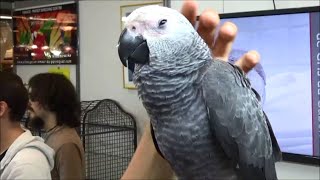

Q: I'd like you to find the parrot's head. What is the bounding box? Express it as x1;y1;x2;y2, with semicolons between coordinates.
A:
118;5;209;76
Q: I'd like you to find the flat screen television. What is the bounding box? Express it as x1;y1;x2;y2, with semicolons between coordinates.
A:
207;6;320;165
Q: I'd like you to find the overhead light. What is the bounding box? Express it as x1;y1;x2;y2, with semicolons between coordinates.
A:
42;46;49;50
31;45;38;49
0;16;12;19
64;46;72;51
60;26;73;31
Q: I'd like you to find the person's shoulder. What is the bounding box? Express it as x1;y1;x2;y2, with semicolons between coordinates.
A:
50;126;80;141
47;126;83;151
12;147;52;166
4;148;52;179
8;130;54;168
56;142;82;154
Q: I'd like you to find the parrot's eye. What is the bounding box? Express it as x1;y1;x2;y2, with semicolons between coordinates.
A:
158;19;167;27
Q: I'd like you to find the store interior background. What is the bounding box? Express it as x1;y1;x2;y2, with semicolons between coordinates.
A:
1;0;319;179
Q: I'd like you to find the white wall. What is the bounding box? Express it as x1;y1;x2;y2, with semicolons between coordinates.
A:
17;65;77;86
170;0;320;13
275;0;320;9
170;0;224;13
276;161;320;180
79;0;162;139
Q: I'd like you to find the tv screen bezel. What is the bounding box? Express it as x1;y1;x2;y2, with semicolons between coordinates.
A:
196;6;320;166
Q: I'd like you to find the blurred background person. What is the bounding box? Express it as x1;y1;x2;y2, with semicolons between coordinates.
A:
27;73;85;180
0;71;54;179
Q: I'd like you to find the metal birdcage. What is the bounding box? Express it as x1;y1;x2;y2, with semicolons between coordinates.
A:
80;99;137;180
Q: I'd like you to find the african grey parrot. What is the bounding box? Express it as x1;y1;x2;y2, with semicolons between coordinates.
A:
117;5;282;180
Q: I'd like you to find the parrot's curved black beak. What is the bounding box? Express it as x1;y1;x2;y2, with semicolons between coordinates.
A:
118;28;150;72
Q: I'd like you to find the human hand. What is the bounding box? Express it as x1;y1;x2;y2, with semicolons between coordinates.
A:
181;0;260;73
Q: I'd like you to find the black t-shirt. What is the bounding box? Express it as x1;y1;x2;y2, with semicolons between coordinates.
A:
0;150;8;162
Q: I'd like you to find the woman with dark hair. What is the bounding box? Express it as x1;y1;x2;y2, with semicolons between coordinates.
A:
27;73;85;180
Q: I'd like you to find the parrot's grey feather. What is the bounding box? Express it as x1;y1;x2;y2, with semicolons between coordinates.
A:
136;35;241;180
121;5;281;180
264;111;282;162
202;59;280;180
229;49;267;105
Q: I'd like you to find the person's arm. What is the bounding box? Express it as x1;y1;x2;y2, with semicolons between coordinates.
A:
56;143;84;180
121;122;175;179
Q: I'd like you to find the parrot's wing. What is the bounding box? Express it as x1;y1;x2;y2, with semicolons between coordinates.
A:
202;60;281;180
251;88;282;162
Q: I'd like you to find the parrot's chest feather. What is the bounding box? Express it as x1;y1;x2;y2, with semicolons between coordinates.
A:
144;83;212;159
137;74;233;177
137;73;202;120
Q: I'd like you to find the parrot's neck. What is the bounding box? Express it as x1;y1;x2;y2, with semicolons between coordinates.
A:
136;66;211;126
138;75;204;125
135;33;212;78
134;34;213;124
